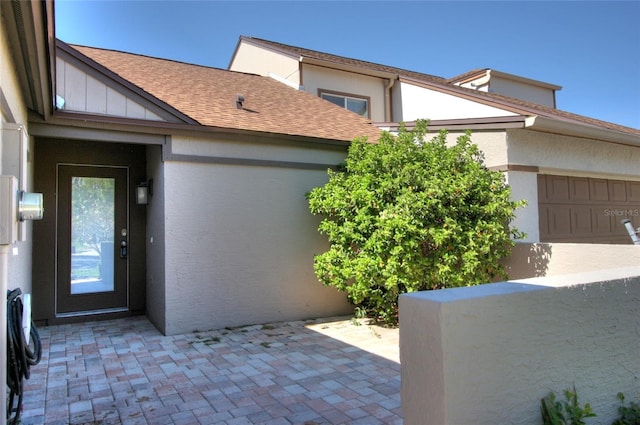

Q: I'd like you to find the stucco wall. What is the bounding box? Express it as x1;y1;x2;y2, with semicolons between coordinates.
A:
504;242;640;280
229;42;301;86
398;82;518;122
490;76;556;108
145;145;166;332
400;267;640;425
302;64;387;122
507;129;640;180
161;136;352;334
505;170;540;242
1;22;33;423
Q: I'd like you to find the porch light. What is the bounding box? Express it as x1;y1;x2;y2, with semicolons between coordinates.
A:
136;179;153;205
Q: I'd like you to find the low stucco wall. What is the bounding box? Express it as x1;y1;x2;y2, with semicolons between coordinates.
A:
503;242;640;280
399;266;640;425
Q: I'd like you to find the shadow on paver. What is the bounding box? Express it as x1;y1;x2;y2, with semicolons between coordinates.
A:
19;316;402;425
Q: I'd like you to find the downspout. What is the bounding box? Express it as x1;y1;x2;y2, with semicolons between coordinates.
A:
385;77;396;122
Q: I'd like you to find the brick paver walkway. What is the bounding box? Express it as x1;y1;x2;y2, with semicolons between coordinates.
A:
18;316;402;424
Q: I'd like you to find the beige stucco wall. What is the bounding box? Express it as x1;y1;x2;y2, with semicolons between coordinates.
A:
161;136;352;334
1;25;28;125
504;242;640;279
229;42;301;86
505;170;540;242
441;128;640;244
1;20;35;422
400;266;640;425
1;24;35;305
302;64;387;122
490;75;556;108
507;129;640;181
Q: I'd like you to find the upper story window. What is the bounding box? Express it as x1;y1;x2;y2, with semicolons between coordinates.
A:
319;90;370;118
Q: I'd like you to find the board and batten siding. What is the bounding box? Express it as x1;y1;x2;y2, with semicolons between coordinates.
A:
55;55;165;121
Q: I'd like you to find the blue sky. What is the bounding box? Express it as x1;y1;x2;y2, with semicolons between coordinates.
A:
55;1;640;129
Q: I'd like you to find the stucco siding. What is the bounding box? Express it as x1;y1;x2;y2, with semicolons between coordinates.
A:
1;27;28;125
170;134;347;166
145;145;166;332
437;130;509;168
302;64;387;122
398;82;518;122
401;267;640;425
504;242;640;280
505;170;540;242
490;76;555;107
229;42;301;86
507;129;640;180
163;161;351;334
1;25;34;419
0;31;34;300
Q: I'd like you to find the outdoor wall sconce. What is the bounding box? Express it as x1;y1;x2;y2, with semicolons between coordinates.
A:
136;179;153;205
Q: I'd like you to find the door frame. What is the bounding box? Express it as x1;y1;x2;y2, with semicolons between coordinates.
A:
55;164;130;317
32;138;147;325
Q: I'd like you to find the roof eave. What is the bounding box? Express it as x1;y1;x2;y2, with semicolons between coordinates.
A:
2;0;56;119
29;110;362;147
376;115;528;132
300;57;398;80
525;116;640;147
58;40;200;125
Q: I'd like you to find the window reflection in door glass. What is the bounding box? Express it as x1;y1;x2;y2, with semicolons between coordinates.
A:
70;177;115;294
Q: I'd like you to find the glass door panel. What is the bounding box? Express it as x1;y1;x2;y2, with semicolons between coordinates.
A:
56;165;128;316
70;177;115;294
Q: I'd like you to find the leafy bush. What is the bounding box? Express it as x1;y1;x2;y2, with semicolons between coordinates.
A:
612;392;640;425
307;120;524;325
541;387;596;425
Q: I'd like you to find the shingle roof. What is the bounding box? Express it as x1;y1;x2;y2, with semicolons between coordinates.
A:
68;43;381;143
238;36;446;85
240;37;640;136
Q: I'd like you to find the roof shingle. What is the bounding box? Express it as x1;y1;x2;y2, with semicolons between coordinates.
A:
240;37;640;136
69;43;381;143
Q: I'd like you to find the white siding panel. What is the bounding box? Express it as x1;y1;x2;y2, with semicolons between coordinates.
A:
125;99;146;119
64;62;87;111
106;87;127;116
56;56;167;121
399;82;517;121
86;74;107;114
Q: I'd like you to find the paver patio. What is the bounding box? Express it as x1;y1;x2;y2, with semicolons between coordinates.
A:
18;315;402;424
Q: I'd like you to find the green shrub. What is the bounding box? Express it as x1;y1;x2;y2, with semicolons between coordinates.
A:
307;119;524;325
612;392;640;425
541;387;596;425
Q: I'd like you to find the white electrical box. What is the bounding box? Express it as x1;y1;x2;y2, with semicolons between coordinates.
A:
0;175;18;245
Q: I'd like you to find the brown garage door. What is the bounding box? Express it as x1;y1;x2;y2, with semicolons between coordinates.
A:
538;174;640;244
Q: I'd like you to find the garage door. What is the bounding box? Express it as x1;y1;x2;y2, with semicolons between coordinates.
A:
538;174;640;244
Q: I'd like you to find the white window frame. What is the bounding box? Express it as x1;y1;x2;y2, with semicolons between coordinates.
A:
319;89;370;118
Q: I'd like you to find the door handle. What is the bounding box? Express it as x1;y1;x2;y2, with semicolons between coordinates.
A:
120;240;127;258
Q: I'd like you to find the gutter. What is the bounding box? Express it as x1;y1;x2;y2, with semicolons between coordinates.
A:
377;115;528;132
524;116;640;147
